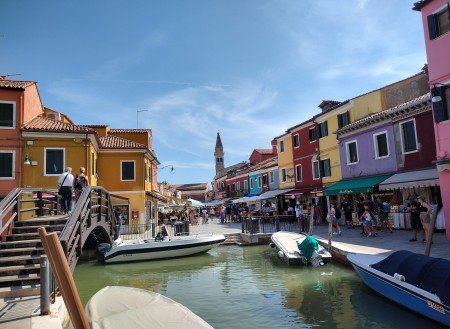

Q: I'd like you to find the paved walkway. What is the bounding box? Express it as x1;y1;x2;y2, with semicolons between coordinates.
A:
193;217;450;260
1;218;448;328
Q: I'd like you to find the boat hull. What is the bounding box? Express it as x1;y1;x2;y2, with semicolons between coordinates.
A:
348;253;450;327
103;234;226;264
270;231;332;266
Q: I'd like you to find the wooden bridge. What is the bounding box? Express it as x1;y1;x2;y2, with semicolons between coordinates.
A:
0;186;119;298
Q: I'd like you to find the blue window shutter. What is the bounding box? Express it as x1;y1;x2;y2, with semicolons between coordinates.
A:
427;14;439;40
431;87;448;123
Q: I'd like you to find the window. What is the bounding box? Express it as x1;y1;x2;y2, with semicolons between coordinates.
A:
236;182;240;191
269;171;274;184
317;121;328;138
257;176;262;188
250;178;254;189
281;168;287;182
0;151;14;179
244;180;248;192
295;165;302;182
309;127;317;142
0;102;15;128
346;141;359;164
121;160;135;181
431;85;450;123
427;4;450;40
320;159;331;177
337;111;350;129
400;119;418;154
374;132;389;158
293;134;300;148
312;160;320;180
45;148;64;176
279;140;285;153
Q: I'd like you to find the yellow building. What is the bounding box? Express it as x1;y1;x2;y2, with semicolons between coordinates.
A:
89;127;161;226
21;114;99;190
276;132;295;190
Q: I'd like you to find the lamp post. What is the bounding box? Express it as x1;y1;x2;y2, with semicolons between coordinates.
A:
136;109;148;129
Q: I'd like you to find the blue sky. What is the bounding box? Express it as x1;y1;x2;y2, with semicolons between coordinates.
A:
0;0;426;185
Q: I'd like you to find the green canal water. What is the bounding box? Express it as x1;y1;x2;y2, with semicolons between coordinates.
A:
73;245;446;329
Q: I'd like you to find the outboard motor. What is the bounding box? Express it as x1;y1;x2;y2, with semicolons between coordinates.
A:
96;243;112;263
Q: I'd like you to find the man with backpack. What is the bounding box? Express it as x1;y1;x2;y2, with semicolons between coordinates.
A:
74;167;89;202
377;197;391;233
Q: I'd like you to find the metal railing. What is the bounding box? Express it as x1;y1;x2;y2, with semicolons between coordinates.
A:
119;221;190;240
241;215;301;234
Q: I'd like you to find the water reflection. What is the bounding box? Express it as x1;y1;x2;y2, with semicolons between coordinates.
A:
74;245;446;329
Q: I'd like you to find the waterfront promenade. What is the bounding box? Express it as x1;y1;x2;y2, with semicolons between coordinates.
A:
1;218;448;329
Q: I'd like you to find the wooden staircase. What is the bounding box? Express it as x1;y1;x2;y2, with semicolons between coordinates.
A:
0;216;67;298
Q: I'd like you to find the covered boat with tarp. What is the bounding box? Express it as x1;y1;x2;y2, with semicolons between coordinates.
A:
269;231;332;266
347;250;450;327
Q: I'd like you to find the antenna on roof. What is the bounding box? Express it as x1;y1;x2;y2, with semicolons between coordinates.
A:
6;74;21;78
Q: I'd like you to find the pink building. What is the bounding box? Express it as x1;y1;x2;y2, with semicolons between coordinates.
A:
414;0;450;238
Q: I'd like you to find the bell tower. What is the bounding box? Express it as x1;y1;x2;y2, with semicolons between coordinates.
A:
214;131;224;174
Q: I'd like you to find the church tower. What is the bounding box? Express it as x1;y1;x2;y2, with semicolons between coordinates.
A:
214;132;224;174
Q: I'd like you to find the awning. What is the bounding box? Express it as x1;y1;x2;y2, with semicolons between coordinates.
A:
147;191;168;203
323;174;392;196
379;168;439;191
284;188;314;198
255;189;292;200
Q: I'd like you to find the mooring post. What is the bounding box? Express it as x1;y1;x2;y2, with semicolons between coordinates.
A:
40;255;50;315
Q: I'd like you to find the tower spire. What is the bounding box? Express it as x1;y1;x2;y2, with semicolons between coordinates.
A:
214;131;224;174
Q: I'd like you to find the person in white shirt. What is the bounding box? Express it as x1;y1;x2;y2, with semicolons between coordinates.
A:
58;167;74;215
295;202;304;232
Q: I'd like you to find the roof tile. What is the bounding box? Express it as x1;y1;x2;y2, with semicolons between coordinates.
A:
22;115;95;133
99;135;147;149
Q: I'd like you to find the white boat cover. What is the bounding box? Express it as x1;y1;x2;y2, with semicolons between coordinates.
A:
85;286;214;329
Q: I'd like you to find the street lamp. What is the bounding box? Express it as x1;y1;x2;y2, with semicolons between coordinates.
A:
136;109;148;128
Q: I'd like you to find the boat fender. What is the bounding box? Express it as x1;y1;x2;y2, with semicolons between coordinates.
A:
278;250;284;258
269;243;275;248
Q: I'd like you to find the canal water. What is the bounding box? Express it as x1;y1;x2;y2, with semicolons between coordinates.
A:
73;245;446;329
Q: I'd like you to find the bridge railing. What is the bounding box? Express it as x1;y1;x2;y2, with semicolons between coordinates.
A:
59;185;118;271
0;188;60;242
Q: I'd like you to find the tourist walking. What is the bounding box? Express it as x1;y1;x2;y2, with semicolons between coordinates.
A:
58;167;74;215
295;202;304;232
331;204;341;235
409;198;424;241
418;195;432;243
342;199;353;229
74;167;89;202
362;205;377;237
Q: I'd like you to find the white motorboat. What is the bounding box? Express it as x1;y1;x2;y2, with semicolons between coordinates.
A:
97;233;226;264
85;286;214;329
347;250;450;327
270;231;332;266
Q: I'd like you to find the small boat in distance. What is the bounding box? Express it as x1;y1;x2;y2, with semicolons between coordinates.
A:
347;250;450;327
97;233;226;264
270;231;332;266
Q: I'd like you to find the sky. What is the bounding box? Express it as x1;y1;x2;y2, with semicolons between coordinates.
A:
0;0;427;186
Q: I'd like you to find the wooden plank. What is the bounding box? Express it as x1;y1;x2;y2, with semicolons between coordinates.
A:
0;264;40;272
0;255;41;263
0;246;44;254
0;273;40;283
38;227;90;329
